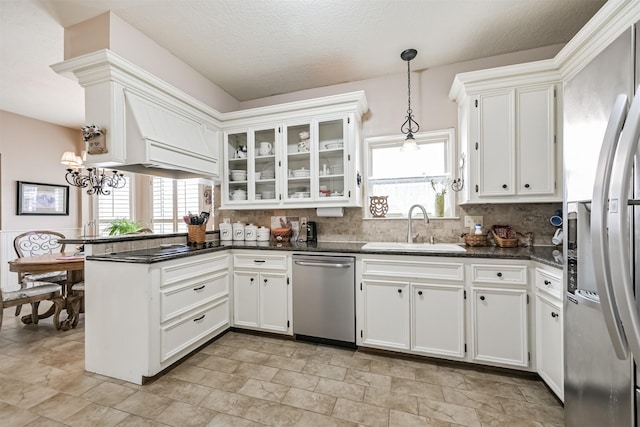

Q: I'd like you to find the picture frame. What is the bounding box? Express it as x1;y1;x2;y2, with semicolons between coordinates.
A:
17;181;69;216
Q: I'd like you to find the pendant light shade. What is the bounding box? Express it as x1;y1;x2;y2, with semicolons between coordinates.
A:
400;48;420;151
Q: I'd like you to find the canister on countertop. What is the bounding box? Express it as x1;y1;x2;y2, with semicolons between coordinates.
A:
219;223;232;241
245;224;257;241
232;222;245;240
256;226;270;242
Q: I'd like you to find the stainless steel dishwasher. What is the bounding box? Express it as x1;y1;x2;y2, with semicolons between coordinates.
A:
292;254;356;347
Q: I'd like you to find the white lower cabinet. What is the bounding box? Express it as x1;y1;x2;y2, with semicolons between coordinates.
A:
359;256;466;359
361;279;410;350
471;287;528;367
535;265;563;401
232;251;291;335
84;252;230;385
412;283;465;358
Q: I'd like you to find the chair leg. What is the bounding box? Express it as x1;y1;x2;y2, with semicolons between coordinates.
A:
14;305;22;316
50;297;66;330
67;295;82;328
0;308;3;330
30;302;40;324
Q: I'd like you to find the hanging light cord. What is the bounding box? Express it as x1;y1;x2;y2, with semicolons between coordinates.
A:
401;49;420;138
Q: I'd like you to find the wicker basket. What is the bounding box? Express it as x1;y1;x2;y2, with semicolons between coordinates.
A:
464;233;488;247
272;227;292;242
187;224;206;244
492;231;518;248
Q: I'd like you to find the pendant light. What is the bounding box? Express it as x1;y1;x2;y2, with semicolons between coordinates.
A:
400;48;419;151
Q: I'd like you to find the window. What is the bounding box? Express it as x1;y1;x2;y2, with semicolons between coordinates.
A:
364;129;455;218
96;173;134;235
151;177;201;233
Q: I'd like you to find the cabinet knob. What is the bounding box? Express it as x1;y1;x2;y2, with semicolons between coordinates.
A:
480;295;486;301
544;280;551;285
496;272;503;277
397;289;402;294
551;312;559;318
502;184;507;189
264;278;268;284
418;290;423;296
524;184;530;189
250;277;254;282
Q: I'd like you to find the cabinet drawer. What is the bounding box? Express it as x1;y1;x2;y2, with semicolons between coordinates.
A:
233;253;288;270
535;267;562;297
161;253;229;287
362;258;464;282
161;271;229;322
471;264;527;285
160;298;229;362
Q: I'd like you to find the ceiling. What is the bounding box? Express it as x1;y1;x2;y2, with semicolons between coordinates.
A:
0;0;606;129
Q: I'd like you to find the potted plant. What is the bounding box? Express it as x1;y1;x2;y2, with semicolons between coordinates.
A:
104;218;142;236
431;180;448;217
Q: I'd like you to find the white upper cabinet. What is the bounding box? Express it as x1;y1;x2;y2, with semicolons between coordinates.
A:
450;60;562;204
221;92;367;209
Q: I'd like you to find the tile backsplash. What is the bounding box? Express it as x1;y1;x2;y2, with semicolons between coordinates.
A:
215;187;562;247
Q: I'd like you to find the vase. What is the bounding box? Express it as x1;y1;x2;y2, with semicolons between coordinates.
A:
435;194;445;217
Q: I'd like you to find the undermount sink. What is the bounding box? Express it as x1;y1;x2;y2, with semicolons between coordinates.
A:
361;242;467;253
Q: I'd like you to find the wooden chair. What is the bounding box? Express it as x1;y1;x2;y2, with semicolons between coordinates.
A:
66;282;85;328
0;282;63;330
13;231;67;315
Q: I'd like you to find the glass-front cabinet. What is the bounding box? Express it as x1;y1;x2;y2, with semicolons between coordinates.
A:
221;91;367;209
224;126;279;205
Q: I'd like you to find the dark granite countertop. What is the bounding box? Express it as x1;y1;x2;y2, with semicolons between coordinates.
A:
87;240;563;268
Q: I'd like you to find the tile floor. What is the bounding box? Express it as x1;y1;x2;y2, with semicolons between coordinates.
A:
0;305;564;426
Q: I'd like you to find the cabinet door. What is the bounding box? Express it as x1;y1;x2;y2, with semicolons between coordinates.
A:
517;85;556;195
411;283;465;358
259;272;289;333
471;287;528;367
283;120;312;202
225;130;249;204
362;280;410;350
477;90;515;197
233;271;259;328
317;116;348;202
536;294;563;400
253;126;279;203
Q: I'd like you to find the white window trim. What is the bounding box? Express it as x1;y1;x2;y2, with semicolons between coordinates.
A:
363;128;456;219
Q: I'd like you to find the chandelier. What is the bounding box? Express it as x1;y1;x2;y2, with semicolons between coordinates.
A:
400;48;420;151
61;151;126;196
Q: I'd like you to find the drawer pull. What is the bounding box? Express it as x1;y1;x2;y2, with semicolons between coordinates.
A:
254;260;266;263
193;315;206;322
397;289;402;294
496;272;503;277
193;285;205;291
480;295;486;301
551;312;559;318
544;280;551;285
418;290;423;296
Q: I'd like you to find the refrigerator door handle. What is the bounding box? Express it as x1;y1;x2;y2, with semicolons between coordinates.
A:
609;86;640;361
591;94;629;359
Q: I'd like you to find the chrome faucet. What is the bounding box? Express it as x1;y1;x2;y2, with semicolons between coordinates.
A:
407;204;429;243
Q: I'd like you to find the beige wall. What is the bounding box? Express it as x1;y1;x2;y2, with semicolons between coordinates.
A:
64;12;240;114
239;44;564;138
0;110;82;231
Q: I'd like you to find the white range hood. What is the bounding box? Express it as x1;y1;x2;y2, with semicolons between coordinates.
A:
52;50;222;180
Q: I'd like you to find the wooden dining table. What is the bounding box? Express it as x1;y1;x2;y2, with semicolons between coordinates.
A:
8;252;84;330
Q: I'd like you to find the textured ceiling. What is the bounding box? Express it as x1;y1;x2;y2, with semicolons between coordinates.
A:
0;0;606;128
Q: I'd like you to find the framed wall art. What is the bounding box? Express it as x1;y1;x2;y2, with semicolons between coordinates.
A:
17;181;69;216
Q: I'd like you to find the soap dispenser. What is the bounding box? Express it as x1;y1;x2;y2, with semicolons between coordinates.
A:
474;224;483;235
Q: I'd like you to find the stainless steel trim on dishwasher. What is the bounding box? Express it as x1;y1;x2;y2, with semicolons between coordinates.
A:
292;254;356;347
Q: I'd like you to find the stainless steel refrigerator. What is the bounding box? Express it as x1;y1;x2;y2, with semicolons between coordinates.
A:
564;22;640;427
